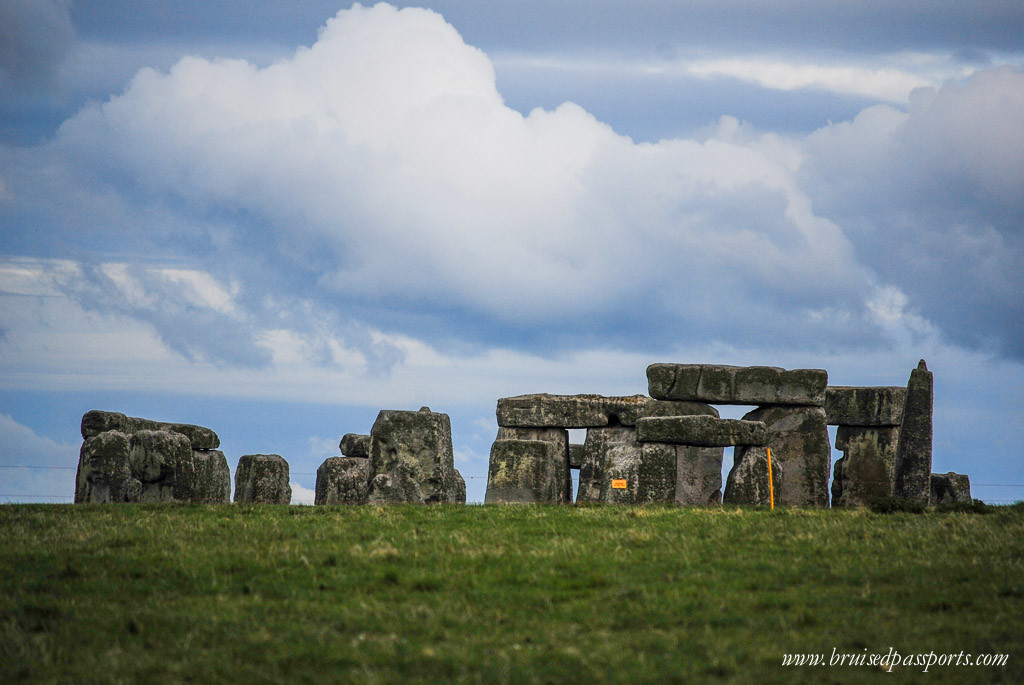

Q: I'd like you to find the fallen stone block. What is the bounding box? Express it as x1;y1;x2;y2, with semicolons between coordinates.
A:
368;408;465;504
675;444;725;505
340;433;371;459
930;472;972;505
234;454;292;504
74;431;140;503
192;450;231;504
129;430;195;503
893;360;933;504
485;439;569;504
647;364;827;406
724;446;779;506
81;410;219;449
496;393;653;428
830;425;899;506
316;457;372;505
636;415;767;447
741;406;830;506
824;386;906;426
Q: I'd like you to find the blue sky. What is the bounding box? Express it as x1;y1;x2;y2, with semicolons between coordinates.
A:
1;1;1022;504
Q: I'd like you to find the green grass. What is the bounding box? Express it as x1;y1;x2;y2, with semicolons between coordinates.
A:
2;504;1023;683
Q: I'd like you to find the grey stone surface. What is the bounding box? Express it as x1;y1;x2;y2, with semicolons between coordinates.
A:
830;425;899;506
496;426;571;501
741;406;830;506
81;410;219;449
496;393;654;428
315;456;372;505
675;444;725;505
893;360;934;503
636;415;768;447
192;449;231;504
234;454;291;504
569;443;585;469
576;426;674;504
368;409;464;504
129;430;195;503
74;431;140;503
824;386;906;426
647;364;827;406
930;472;972;505
637;442;678;504
485;439;569;504
724;446;779;506
340;434;371;459
640;400;719;419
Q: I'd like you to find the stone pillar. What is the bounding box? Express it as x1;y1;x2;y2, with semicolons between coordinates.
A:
738;406;830;506
497;426;570;502
192;449;231;503
315;456;371;505
724;446;779;505
485;439;568;504
830;425;899;506
576;426;644;503
129;430;195;503
367;407;465;504
676;445;725;505
234;454;291;504
893;360;933;503
74;431;139;503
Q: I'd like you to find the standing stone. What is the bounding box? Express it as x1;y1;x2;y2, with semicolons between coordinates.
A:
647;364;827;406
576;426;647;504
930;473;972;505
74;431;140;503
315;457;372;505
830;426;899;506
340;434;371;459
496;426;570;501
893;360;934;504
675;445;725;505
636;442;678;504
234;454;291;504
129;430;195;503
738;406;830;506
368;408;465;504
485;439;568;504
724;446;779;506
569;444;586;469
192;450;231;503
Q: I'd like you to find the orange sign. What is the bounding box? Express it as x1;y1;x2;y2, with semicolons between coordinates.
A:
611;479;628;489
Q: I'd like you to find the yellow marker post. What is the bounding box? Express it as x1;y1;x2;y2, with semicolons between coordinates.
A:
766;447;775;510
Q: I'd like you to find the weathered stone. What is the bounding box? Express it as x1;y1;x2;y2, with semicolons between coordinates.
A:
485;439;568;504
192;450;231;503
741;406;830;506
234;454;291;504
74;431;140;503
636;415;767;447
637;442;678;504
367;471;423;504
576;426;673;503
340;434;371;459
893;360;933;503
930;472;972;505
315;457;371;505
724;446;779;505
640;400;719;419
830;425;899;506
647;364;827;406
80;410;219;449
129;430;195;503
675;445;725;505
496;394;653;428
451;469;467;504
824;386;906;426
569;444;585;469
496;426;571;501
368;409;463;504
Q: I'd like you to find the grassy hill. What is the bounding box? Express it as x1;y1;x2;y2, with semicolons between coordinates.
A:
2;503;1022;683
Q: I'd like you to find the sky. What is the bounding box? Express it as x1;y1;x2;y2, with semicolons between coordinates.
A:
1;1;1022;505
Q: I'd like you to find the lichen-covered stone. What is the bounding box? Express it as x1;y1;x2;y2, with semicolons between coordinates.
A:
830;425;899;506
640;400;719;419
675;444;725;505
496;426;571;501
74;431;140;503
637;442;678;504
192;450;231;503
930;472;971;505
315;456;371;505
81;410;219;449
569;443;585;469
893;361;934;504
724;446;779;505
496;394;653;428
576;426;668;504
234;454;291;504
129;430;195;503
368;409;463;504
646;364;827;406
741;406;830;506
367;471;423;504
340;434;371;459
824;386;906;426
636;415;767;447
485;439;568;504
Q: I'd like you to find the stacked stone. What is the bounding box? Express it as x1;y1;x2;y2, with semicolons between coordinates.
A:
74;410;229;504
314;434;372;505
234;454;291;504
647;364;831;507
825;385;906;506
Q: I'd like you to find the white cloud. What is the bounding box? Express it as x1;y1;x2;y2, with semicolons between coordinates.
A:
290;482;316;505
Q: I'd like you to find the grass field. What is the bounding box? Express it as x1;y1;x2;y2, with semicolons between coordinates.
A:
2;503;1023;683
